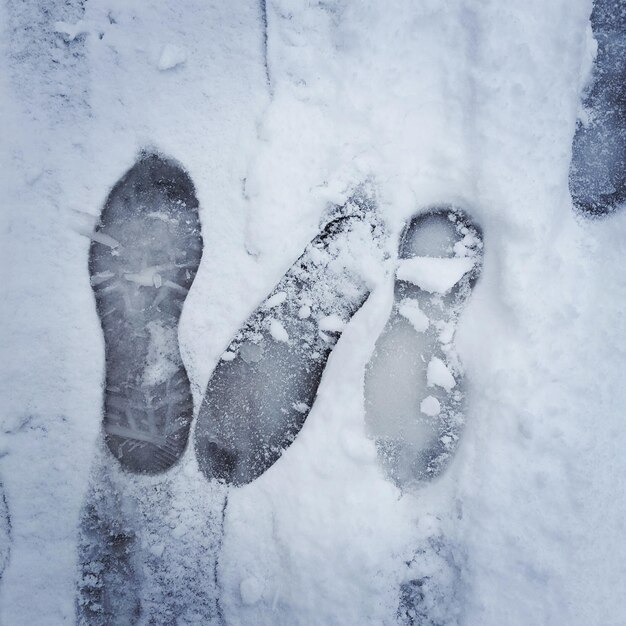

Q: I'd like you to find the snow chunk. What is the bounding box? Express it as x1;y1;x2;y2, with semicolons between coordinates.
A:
396;256;475;293
269;319;289;343
420;396;441;416
398;298;429;332
221;351;236;361
158;44;187;71
318;314;345;332
427;357;456;391
265;291;287;309
240;577;264;606
298;304;311;319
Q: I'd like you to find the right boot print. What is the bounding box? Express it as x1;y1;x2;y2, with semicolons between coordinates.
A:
364;207;483;488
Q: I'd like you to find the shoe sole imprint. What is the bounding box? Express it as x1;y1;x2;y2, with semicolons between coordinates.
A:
569;0;626;216
77;480;140;625
90;152;203;473
0;481;9;582
194;193;385;486
364;207;483;488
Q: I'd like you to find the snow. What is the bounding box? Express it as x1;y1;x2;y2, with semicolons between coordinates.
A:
420;396;441;417
269;318;289;343
427;357;456;392
157;44;187;71
396;256;475;293
318;314;346;333
53;20;91;43
264;291;287;309
297;304;312;319
398;298;429;333
2;0;626;624
240;576;264;606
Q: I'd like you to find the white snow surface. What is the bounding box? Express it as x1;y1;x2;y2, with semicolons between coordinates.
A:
2;0;626;625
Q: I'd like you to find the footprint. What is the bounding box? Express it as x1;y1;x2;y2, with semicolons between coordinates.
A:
77;464;225;625
397;536;462;626
77;472;141;625
89;152;203;473
364;207;483;488
569;0;625;216
194;190;387;486
0;481;10;582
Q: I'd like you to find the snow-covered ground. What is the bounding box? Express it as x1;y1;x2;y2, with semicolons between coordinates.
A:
1;0;625;624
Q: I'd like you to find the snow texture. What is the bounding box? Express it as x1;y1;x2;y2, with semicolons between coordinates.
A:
1;0;626;624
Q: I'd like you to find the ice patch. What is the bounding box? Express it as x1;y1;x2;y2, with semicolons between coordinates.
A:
221;351;236;362
269;319;289;343
427;357;455;391
396;256;475;293
157;44;187;71
420;396;441;417
398;298;429;333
